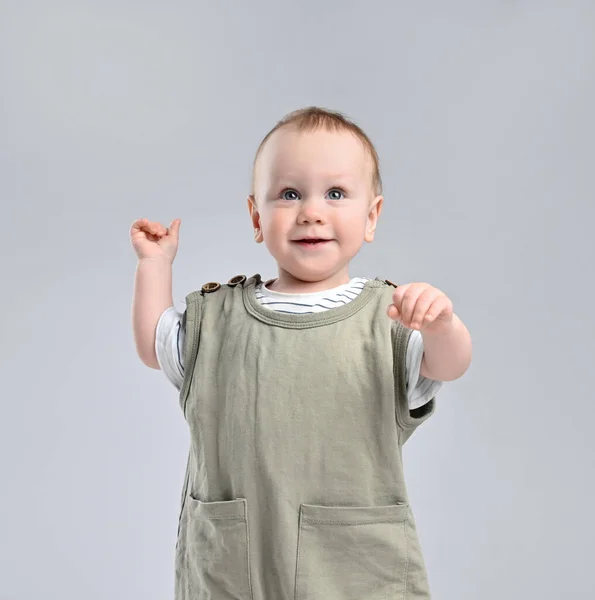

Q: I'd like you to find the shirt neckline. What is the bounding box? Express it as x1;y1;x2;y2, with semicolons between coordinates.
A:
243;274;385;329
259;276;369;299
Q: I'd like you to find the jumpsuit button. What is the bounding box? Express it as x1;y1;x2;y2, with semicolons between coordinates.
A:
227;274;246;287
201;281;221;293
385;279;399;288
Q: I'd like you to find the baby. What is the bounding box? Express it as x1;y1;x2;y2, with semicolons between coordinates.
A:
130;106;472;600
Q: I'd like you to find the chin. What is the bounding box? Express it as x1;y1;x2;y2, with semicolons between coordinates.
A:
281;262;342;283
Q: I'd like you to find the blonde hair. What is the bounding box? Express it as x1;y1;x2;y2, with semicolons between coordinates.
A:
250;106;382;197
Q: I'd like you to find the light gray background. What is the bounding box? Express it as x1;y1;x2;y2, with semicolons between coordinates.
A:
1;1;593;598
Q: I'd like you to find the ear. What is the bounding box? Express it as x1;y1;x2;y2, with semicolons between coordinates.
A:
364;195;383;243
247;195;264;243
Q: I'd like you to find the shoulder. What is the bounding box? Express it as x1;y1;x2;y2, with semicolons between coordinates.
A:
364;277;402;303
200;273;249;294
358;277;400;289
184;273;259;302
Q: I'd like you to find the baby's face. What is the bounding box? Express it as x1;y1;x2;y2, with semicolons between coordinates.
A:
249;127;382;286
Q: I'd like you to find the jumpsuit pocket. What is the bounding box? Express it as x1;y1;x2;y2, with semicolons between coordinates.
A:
295;502;410;600
182;495;253;600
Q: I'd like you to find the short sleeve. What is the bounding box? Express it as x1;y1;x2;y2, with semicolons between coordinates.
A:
392;320;438;441
405;330;445;409
155;306;185;391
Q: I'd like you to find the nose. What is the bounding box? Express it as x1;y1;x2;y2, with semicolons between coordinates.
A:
296;197;326;225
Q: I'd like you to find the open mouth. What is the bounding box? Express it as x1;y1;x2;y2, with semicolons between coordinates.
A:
293;239;331;247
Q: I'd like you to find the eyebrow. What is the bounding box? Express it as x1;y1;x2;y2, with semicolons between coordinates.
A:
272;174;354;184
328;173;355;180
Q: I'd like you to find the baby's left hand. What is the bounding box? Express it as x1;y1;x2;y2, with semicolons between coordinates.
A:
387;282;454;334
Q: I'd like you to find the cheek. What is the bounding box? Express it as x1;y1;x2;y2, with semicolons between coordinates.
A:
260;211;288;249
265;209;290;234
335;210;369;237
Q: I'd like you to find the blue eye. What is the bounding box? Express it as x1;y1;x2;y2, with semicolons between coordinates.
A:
327;189;345;200
281;189;299;200
279;188;346;201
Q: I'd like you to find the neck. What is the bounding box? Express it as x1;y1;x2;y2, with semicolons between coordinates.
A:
268;267;351;294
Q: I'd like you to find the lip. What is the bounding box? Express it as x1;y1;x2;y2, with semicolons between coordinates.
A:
292;239;333;249
291;236;332;242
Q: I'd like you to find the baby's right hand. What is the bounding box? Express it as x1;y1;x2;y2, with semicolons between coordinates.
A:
130;218;181;262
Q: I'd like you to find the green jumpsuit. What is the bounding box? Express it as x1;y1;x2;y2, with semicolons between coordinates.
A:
174;274;437;599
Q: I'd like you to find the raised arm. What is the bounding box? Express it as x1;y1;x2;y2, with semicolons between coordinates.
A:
130;218;181;369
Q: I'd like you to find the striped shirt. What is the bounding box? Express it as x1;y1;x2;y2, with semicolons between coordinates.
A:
255;277;369;312
155;277;443;410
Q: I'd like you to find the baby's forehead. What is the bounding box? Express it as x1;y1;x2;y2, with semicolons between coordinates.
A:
268;126;361;150
266;167;359;183
261;130;369;177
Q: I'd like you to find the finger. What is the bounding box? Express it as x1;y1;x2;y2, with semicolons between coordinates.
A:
143;221;168;238
390;286;407;318
387;304;400;320
423;300;440;324
167;219;181;239
131;219;154;241
131;218;148;233
133;218;155;233
411;291;439;329
424;297;449;324
400;289;420;327
411;304;431;328
154;221;168;236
